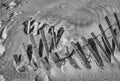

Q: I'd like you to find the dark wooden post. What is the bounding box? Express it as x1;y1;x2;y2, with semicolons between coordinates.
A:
56;27;65;46
38;38;43;57
114;13;120;31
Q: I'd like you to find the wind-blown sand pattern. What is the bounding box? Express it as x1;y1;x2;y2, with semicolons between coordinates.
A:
0;0;120;81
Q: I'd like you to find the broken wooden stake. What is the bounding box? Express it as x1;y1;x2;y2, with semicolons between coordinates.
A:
49;38;54;52
56;27;65;46
23;19;36;34
0;27;5;39
114;13;120;31
52;26;57;48
105;16;120;51
38;38;43;57
26;44;33;63
23;20;29;34
27;19;31;34
112;39;115;53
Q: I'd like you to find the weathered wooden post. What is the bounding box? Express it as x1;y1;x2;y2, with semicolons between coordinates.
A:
114;13;120;31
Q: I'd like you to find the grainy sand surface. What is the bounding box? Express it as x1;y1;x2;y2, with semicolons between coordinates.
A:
0;0;120;81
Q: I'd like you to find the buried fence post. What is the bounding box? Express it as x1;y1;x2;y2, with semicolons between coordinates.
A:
105;16;120;51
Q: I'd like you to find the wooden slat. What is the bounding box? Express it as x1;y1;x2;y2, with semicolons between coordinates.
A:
30;20;36;27
112;39;115;53
114;13;120;31
51;26;57;48
0;27;5;39
56;27;65;46
105;16;120;51
29;26;34;34
27;19;31;34
49;38;54;52
48;26;57;52
38;38;43;57
26;44;33;63
91;32;111;63
23;20;29;34
81;36;104;69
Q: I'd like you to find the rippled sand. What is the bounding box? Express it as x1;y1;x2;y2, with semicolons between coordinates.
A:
0;0;120;81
